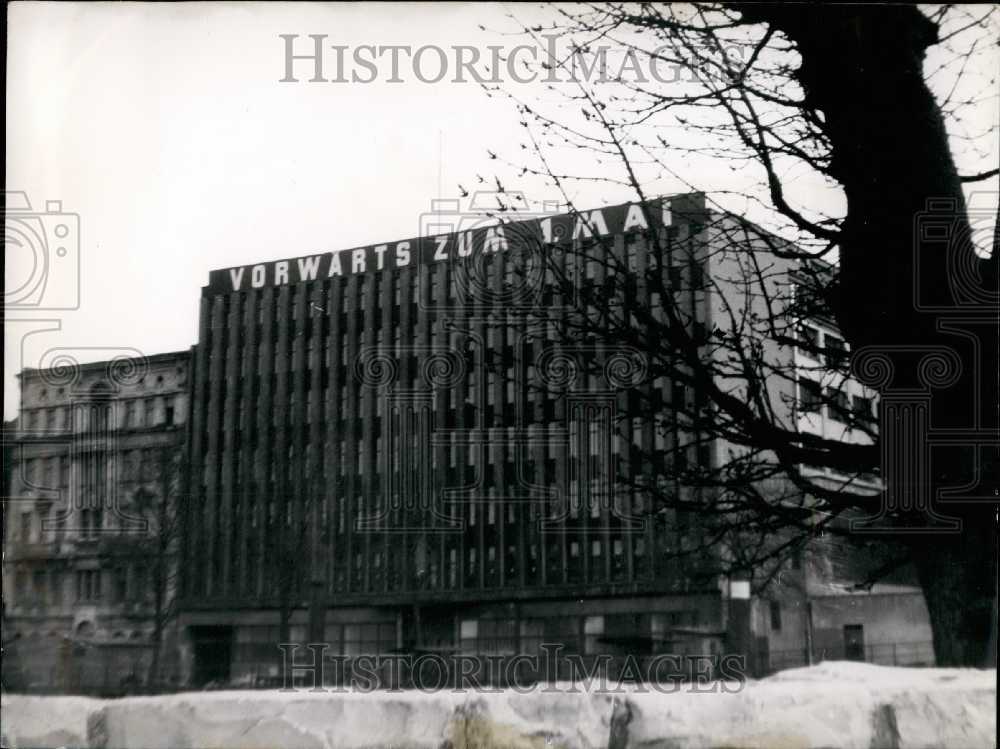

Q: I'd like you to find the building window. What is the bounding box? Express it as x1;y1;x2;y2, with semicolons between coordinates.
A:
50;571;62;606
59;456;70;487
798;380;823;414
827;388;851;423
76;570;102;601
32;569;46;600
81;508;103;539
668;266;683;288
467;618;517;655
144;399;156;426
796;324;819;354
584;615;604;653
15;571;27;599
626;240;639;272
673;381;687;409
824;334;848;365
38;509;50;542
342;622;395;656
133;564;148;598
114;568;128;601
91;401;110;431
851;394;875;424
460;619;478;651
769;601;782;631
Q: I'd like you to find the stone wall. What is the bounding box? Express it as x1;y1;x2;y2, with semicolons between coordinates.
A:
2;662;995;749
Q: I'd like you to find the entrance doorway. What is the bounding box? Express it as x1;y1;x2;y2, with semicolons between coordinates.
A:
843;624;865;661
190;625;233;686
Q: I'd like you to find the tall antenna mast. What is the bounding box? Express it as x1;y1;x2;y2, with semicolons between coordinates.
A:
437;129;443;202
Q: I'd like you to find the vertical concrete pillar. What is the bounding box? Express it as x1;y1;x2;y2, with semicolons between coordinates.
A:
726;579;755;678
176;624;194;688
307;581;325;645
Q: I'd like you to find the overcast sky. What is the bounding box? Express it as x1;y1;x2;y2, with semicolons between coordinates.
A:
6;2;997;419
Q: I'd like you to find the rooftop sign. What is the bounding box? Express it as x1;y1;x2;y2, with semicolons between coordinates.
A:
204;194;706;296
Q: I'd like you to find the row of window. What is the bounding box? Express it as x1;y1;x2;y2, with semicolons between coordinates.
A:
185;532;680;597
205;427;703;487
10;563;150;606
19;396;180;433
232;609;703;659
14;507;103;544
210;312;633;373
798;380;875;423
797;324;849;365
461;612;702;655
17;448;170;491
12;501;158;545
28;370;181;404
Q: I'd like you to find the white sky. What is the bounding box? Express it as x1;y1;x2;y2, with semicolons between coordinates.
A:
6;2;997;420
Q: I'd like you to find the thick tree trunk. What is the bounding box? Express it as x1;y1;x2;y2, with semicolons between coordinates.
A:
741;4;998;666
912;523;997;666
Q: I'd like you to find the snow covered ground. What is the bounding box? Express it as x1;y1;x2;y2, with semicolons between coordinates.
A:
2;662;995;749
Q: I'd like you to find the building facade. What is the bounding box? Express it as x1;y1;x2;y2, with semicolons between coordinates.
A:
2;351;190;692
748;298;933;673
177;193;815;685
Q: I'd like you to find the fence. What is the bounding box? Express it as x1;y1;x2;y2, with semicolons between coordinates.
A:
766;641;935;674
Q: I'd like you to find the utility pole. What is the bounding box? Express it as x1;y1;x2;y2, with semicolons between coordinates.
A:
805;599;815;666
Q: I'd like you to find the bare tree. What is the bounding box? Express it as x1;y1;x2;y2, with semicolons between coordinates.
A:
480;3;997;666
133;446;188;685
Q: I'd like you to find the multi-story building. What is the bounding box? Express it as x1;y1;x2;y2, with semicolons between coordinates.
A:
750;289;933;672
2;350;190;691
177;192;817;685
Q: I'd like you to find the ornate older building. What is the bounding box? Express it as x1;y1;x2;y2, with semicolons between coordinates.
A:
3;351;190;691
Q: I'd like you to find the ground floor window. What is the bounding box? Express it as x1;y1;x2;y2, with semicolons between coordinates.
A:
460;618;517;654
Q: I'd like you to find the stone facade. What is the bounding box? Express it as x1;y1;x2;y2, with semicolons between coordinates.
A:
3;350;190;691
